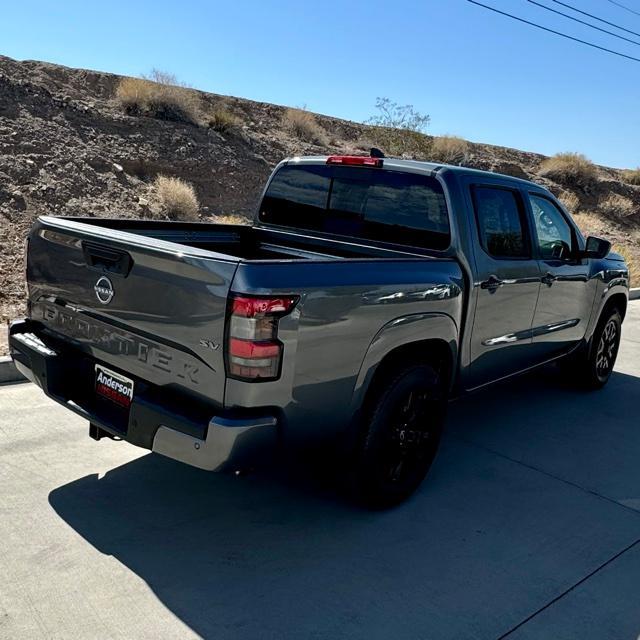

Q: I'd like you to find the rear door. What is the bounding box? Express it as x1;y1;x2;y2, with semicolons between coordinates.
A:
465;180;542;389
526;192;595;359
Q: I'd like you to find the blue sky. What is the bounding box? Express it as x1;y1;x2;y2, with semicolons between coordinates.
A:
2;0;639;167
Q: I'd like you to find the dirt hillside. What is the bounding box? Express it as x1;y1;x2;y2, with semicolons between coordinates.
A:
1;55;639;354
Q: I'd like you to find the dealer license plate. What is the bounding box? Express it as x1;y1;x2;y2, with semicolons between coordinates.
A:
95;364;134;408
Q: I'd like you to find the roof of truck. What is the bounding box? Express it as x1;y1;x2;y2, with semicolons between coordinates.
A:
288;155;546;190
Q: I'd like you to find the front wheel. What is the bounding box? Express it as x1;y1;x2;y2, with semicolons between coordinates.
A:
577;308;622;389
351;364;447;508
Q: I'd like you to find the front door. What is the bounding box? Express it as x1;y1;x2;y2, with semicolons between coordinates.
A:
527;193;595;359
466;183;542;389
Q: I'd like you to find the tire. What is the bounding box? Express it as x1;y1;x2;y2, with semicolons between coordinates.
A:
577;307;622;389
351;364;447;509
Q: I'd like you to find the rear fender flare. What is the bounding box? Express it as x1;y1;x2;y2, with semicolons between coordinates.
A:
350;312;458;417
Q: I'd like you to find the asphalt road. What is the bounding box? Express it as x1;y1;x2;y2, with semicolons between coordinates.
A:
1;304;640;640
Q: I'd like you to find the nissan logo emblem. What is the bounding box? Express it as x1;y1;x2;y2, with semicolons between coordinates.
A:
94;276;114;304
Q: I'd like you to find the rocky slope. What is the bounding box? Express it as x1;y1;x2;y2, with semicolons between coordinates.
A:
1;55;639;354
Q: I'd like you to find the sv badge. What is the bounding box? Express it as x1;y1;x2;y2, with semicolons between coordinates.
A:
199;339;220;351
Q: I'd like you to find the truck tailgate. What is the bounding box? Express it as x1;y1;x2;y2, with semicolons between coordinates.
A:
25;216;238;407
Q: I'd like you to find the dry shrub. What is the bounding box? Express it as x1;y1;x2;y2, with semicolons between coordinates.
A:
598;193;636;219
621;168;640;185
212;214;249;225
429;135;469;165
116;70;201;124
558;191;580;215
612;244;639;286
208;107;239;132
116;77;154;108
366;98;430;132
283;108;327;144
153;175;199;221
367;127;431;158
538;152;598;190
364;97;431;158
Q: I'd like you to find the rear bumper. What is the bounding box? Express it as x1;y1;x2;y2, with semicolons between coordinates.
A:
9;319;277;471
152;415;277;471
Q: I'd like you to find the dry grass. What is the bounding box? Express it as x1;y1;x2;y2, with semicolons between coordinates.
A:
538;152;599;190
153;175;199;221
621;168;640;185
429;135;469;165
598;193;636;219
207;107;239;132
283;108;327;144
573;210;640;285
572;211;603;237
116;70;201;124
211;214;249;225
612;244;639;286
558;191;580;215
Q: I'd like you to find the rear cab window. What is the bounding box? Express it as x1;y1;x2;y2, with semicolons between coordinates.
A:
259;164;450;250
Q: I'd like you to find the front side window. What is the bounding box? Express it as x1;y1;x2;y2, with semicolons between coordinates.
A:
472;186;529;258
260;164;450;250
529;194;573;260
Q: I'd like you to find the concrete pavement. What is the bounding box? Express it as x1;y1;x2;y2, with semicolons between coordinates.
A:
1;304;640;639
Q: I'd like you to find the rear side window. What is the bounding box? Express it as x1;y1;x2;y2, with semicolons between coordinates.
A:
260;165;450;249
472;186;529;258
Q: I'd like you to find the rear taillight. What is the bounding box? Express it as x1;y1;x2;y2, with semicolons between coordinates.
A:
226;294;298;381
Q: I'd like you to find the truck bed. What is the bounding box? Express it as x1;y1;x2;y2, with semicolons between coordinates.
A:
21;215;452;416
66;217;431;262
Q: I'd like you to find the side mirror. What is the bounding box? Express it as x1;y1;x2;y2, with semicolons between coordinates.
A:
582;236;611;260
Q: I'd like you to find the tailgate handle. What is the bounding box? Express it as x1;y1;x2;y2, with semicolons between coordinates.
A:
82;242;133;276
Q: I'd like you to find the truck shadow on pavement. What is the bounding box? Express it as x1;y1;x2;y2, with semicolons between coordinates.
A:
48;368;640;640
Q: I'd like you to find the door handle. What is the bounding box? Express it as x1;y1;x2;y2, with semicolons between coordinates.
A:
480;275;504;292
542;272;556;287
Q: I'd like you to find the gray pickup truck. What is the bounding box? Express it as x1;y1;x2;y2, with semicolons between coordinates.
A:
10;154;629;506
